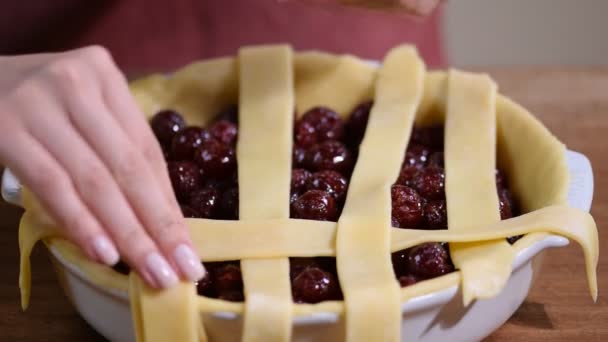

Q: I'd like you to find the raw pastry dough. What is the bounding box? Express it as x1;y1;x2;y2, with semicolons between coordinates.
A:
445;70;515;306
237;45;294;342
16;44;599;342
336;46;425;342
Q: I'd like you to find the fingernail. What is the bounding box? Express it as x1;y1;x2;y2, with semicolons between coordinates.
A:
92;236;120;265
145;252;179;288
174;244;205;281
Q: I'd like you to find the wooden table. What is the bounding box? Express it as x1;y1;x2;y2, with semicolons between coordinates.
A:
0;69;606;341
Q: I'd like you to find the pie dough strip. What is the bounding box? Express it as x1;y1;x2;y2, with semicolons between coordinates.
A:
336;46;425;342
129;274;202;342
237;45;294;342
445;70;516;306
18;212;56;310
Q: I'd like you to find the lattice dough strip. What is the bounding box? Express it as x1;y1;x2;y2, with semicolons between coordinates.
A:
444;70;516;305
336;46;426;342
237;45;295;342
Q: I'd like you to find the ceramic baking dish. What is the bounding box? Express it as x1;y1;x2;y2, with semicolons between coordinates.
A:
1;149;593;342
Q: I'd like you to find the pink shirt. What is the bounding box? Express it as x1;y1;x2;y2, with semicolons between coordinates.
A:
1;0;445;72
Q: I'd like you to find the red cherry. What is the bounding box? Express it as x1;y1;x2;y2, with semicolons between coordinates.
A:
209;120;238;146
170;126;211;160
413;167;445;200
391;185;424;228
291;190;337;221
407;242;454;279
307;170;348;203
345;101;372;147
305;140;353;175
298;106;344;143
292;267;341;303
194;139;237;178
189;187;220;219
150;109;185;147
423;200;448;229
167;161;201;201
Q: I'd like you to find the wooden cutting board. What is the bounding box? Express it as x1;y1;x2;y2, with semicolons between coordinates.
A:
0;68;605;341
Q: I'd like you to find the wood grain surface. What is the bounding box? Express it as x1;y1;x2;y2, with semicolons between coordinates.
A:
0;68;605;341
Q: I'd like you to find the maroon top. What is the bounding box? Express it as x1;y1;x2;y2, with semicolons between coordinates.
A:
1;0;446;72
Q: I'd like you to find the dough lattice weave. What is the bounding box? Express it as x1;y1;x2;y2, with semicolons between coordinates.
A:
16;44;598;342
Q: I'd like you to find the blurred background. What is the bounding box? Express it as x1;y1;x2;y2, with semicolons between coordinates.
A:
2;0;607;71
445;0;608;66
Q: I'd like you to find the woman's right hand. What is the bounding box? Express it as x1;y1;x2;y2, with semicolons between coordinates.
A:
0;46;205;288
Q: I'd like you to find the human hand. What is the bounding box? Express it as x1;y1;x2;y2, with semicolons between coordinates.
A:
0;46;205;289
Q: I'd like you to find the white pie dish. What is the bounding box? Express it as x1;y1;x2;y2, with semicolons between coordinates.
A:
1;149;593;342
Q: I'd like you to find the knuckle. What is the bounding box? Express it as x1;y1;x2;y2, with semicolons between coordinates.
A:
75;166;109;195
29;163;66;196
114;227;150;259
45;59;82;90
63;211;95;239
80;45;113;66
151;217;183;243
114;148;146;186
142;143;164;166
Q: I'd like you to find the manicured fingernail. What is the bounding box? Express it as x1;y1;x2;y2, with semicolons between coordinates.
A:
92;236;120;265
174;244;205;282
145;252;179;288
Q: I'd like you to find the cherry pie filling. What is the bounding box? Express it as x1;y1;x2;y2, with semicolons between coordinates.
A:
115;102;521;304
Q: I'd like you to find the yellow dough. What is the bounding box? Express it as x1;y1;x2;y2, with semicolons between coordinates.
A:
336;46;425;342
129;274;201;342
445;70;515;306
237;45;295;342
16;44;599;342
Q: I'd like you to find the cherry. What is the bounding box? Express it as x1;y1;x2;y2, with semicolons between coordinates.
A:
214;105;238;124
306;140;353;175
424;200;448;229
196;270;215;297
427;151;444;169
209;120;238;146
213;263;243;293
294;120;317;148
307;170;348;203
292;267;341;303
112;260;131;275
315;257;338;276
180;205;199;218
289;257;320;280
219;187;239;220
498;188;514;220
150;109;185;147
291;169;312;195
398;275;418;287
396;165;419;187
407;242;454;279
403;144;430;169
293;146;307;168
189;187;220;219
495;169;507;189
411;125;444;150
391;185;424;228
507;235;523;244
391;249;410;277
291;190;337;221
167;161;201;201
413;167;445;200
194;139;237;178
218;290;244;302
170;126;211;160
298;106;344;144
204;173;237;194
345;101;372;147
